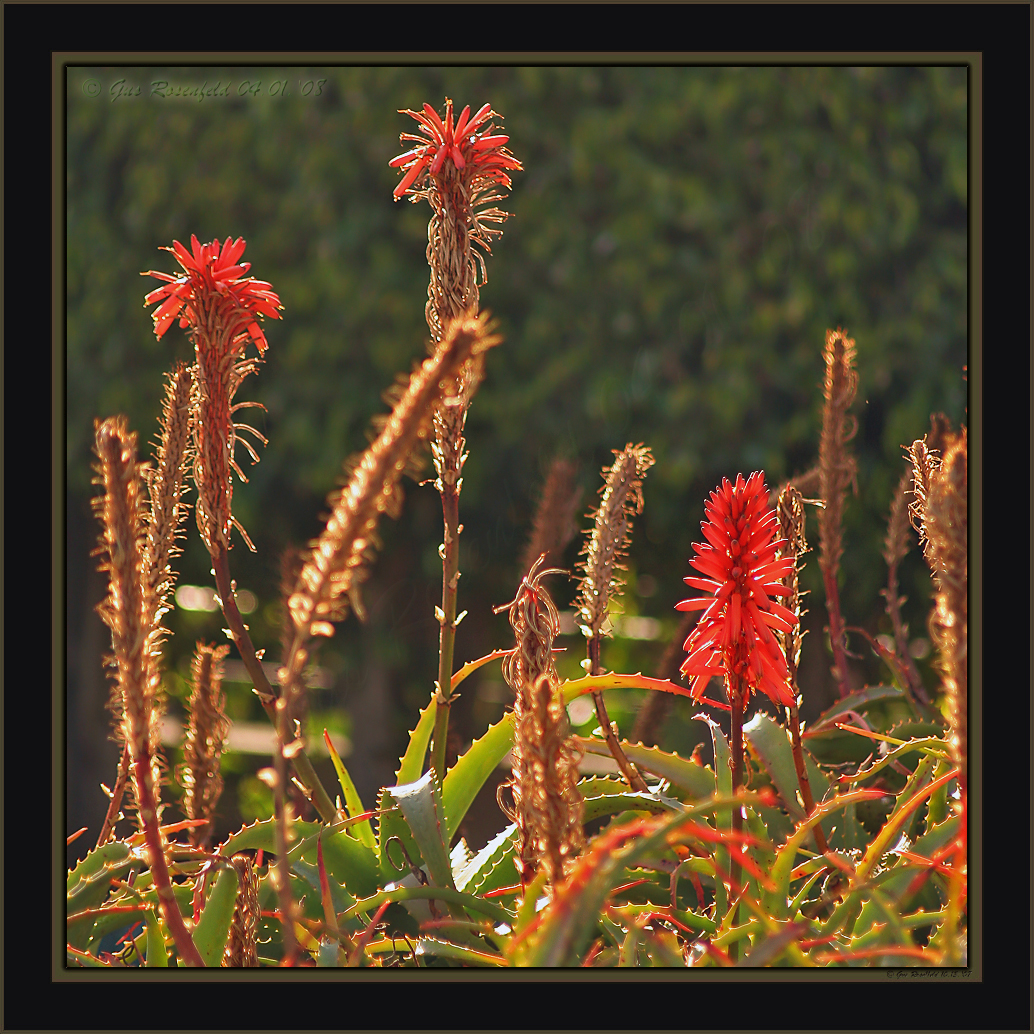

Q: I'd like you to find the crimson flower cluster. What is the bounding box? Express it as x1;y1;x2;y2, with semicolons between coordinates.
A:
142;235;281;349
677;472;798;710
389;99;522;201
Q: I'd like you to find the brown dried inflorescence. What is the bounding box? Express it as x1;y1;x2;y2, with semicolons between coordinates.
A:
222;854;260;967
916;427;968;795
93;417;165;825
576;444;655;639
776;484;808;683
881;464;929;703
283;314;500;693
143;363;193;625
818;328;859;567
817;328;858;694
520;457;582;578
180;642;231;847
497;557;584;887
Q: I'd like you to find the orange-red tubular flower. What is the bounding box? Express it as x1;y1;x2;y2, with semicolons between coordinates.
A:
389;99;522;201
677;472;799;710
142;235;282;348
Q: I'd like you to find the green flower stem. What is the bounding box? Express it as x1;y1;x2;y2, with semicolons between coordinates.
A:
430;481;462;784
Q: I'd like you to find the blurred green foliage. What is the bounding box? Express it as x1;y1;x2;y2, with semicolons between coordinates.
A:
67;65;967;843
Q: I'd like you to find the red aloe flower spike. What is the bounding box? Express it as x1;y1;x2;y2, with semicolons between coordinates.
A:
677;471;798;710
141;237;282;553
389;97;522;204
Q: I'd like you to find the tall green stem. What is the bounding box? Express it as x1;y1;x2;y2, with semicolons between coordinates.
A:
430;482;461;783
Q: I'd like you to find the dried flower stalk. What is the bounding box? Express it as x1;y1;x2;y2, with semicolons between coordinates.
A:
496;557;584;887
284;313;500;708
914;424;968;962
92;417;204;966
577;444;654;639
817;328;858;697
518;675;586;887
908;438;937;538
918;427;968;797
776;486;827;853
92;418;163;819
881;465;930;703
143;362;193;619
180;642;231;847
94;365;191;847
222;854;260;967
520;457;582;579
576;444;654;791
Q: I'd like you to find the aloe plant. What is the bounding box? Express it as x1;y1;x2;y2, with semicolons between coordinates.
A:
68;97;966;969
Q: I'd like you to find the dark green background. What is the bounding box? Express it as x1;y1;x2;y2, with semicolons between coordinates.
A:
66;64;967;863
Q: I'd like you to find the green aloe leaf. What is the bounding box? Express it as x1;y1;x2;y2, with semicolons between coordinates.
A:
618;925;644;967
66;841;137;949
442;711;515;844
802;685;910;764
454;823;520;897
812;684;908;721
841;736;951;787
387;771;454;891
581;786;684;824
341;883;511;928
766;787;890;920
144;909;169;967
220;817;379;899
743;712;830;824
83;884;193;954
377;785;422;887
397;697;437;786
67;840;132;898
291;858;358;918
414;937;506;967
925;760;955;829
853;768;959;887
323;729;376;850
697;713;731;920
526;791;771;967
857;815;960;912
377;697;441;884
576;739;717;800
189;864;239;968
